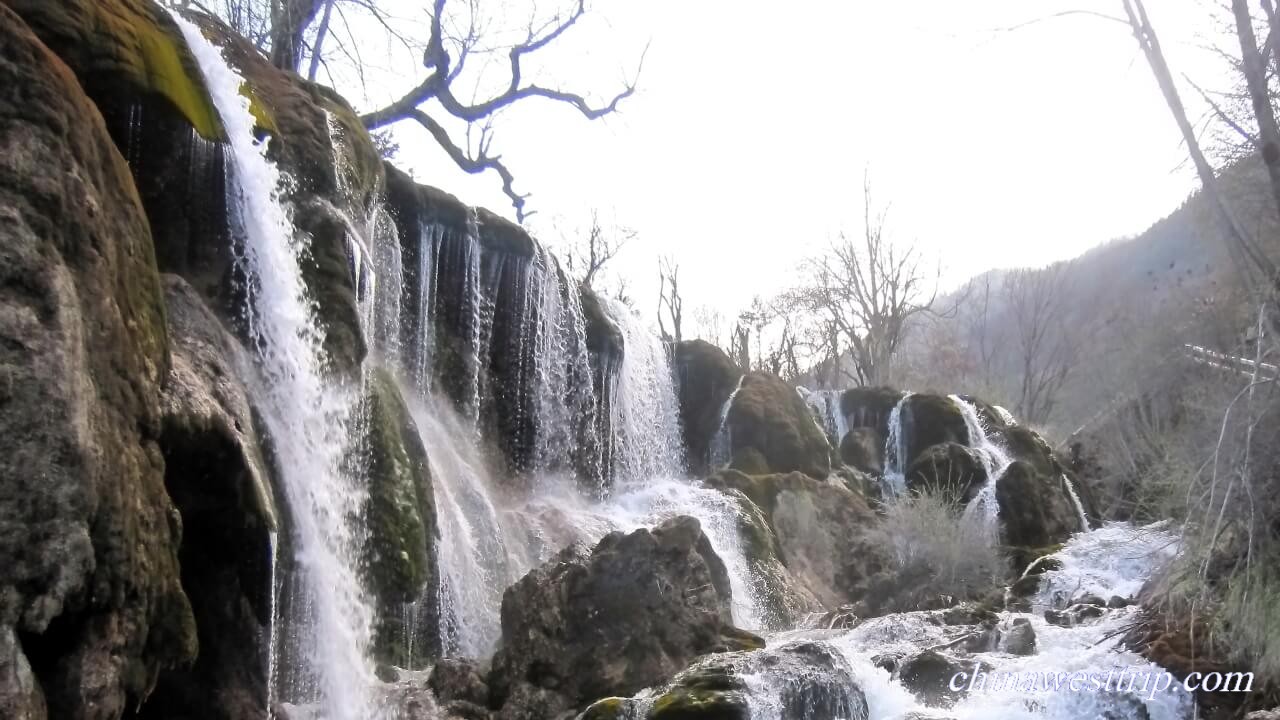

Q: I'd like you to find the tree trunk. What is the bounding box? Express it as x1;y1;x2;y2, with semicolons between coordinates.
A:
270;0;325;72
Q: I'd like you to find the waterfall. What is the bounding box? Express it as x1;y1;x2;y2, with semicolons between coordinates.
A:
882;393;913;496
798;387;848;447
603;297;685;485
170;14;378;718
708;375;746;470
1061;474;1091;532
951;395;1014;528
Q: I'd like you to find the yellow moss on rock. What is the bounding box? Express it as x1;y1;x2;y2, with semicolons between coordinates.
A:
5;0;224;138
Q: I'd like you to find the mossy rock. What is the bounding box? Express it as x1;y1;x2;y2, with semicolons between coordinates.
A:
905;442;986;504
900;394;969;469
581;697;635;720
995;461;1080;551
725;372;831;479
841;386;907;431
649;666;749;720
839;426;884;475
359;369;439;662
674;341;744;473
6;0;223;138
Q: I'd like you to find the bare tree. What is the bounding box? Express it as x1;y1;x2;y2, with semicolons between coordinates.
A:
561;209;633;292
201;0;644;222
1004;263;1076;424
657;258;683;345
359;1;647;222
796;174;938;386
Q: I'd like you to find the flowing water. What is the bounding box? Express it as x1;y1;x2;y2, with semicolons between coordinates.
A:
798;387;849;447
170;19;1184;720
882;393;914;496
951;395;1014;528
171;15;378;718
708;374;747;470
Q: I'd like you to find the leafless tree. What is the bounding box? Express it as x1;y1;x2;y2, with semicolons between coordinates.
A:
730;322;751;370
562;209;633;291
201;0;645;222
358;1;647;222
795;174;938;386
657;257;683;345
1004;263;1076;424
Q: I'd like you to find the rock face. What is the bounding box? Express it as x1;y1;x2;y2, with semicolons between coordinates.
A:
708;471;888;610
143;276;276;720
489;516;762;712
995;462;1084;549
904;442;986;503
0;9;194;718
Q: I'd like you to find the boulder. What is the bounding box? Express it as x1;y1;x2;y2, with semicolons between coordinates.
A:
359;370;440;664
904;442;986;503
488;516;760;711
725;373;832;479
647;641;868;720
1003;618;1037;655
995;462;1084;549
0;9;194;717
715;489;821;631
428;658;489;707
708;471;888;610
840;427;884;475
896;650;971;708
673;341;744;474
899;394;970;470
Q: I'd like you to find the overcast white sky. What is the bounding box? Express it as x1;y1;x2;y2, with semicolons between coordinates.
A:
326;0;1237;322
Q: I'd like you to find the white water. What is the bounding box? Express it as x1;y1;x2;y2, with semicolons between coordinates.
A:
1061;474;1091;532
882;393;913;496
952;395;1014;528
709;375;746;470
798;387;849;447
170;14;378;718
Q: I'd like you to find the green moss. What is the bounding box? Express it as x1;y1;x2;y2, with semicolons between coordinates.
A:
358;370;438;661
581;697;630;720
649;687;748;720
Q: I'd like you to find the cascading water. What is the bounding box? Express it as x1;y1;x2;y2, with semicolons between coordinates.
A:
798;387;849;447
170;14;379;719
1061;474;1091;531
708;375;746;470
882;393;914;496
951;395;1014;528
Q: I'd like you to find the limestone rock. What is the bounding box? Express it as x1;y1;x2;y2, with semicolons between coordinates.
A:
673;340;744;475
725;373;832;479
707;471;888;610
0;9;193;717
488;516;758;711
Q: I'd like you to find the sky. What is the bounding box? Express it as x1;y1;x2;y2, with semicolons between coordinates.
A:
320;0;1238;325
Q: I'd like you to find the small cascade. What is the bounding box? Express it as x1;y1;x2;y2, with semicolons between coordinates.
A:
603;297;685;486
798;387;849;446
1061;474;1092;532
708;375;746;470
993;404;1017;426
882;392;914;496
170;13;378;718
951;395;1014;528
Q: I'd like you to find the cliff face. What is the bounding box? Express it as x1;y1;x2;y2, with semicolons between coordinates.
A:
0;6;191;717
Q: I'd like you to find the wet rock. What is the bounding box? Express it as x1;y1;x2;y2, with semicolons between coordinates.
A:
897;650;972;708
715;488;821;630
0;10;195;718
1044;603;1106;627
673;341;744;475
648;641;868;720
494;682;572;720
898;394;970;470
1003;618;1037;655
579;697;632;720
429;658;489;707
360;370;440;664
905;443;987;504
489;516;759;710
1107;595;1133;609
707;470;889;610
939;604;999;627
